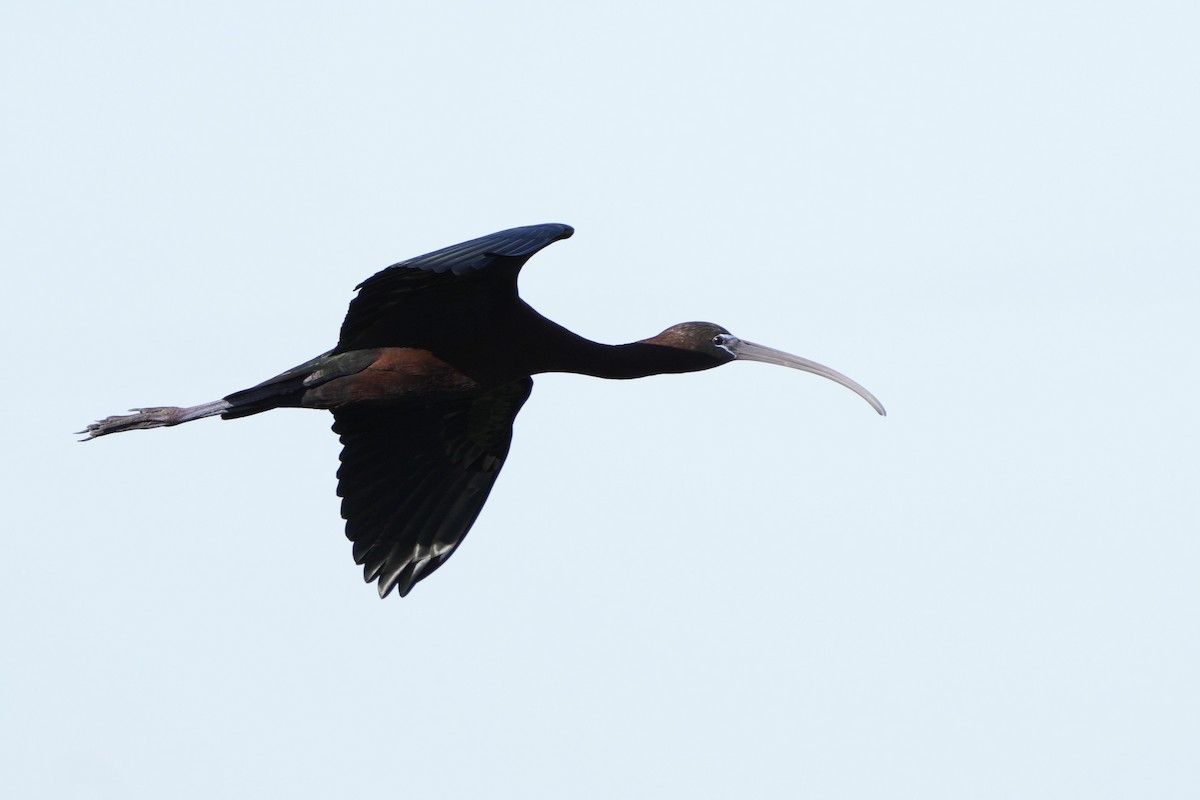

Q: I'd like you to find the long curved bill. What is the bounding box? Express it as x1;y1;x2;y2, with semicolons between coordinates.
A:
726;338;886;416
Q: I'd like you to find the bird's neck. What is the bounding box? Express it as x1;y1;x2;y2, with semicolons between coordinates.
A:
527;323;715;379
573;341;717;379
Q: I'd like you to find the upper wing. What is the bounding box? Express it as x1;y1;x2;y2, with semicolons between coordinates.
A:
335;223;574;353
331;378;534;598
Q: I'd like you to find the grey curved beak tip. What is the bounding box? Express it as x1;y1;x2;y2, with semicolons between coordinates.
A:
859;394;887;417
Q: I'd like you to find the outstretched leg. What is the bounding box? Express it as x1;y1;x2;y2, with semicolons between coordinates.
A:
80;399;232;441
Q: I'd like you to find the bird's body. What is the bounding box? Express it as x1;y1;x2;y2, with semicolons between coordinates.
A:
84;224;885;598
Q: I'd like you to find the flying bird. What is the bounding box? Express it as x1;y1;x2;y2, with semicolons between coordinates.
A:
83;224;885;598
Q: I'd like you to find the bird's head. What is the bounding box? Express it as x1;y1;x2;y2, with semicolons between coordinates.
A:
649;321;886;416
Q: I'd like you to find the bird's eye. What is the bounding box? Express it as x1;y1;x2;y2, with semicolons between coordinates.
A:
712;335;723;346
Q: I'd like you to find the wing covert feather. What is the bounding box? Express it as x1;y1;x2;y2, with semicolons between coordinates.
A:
335;224;573;352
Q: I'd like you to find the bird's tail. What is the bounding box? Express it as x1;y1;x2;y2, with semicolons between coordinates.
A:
78;399;232;441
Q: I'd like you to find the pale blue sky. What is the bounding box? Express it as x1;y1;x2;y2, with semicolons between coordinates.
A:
4;2;1199;798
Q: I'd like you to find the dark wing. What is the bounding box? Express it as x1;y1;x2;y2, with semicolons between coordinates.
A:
335;223;574;353
332;378;534;598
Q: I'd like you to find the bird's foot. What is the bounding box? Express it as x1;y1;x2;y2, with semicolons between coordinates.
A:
77;399;232;441
78;407;187;440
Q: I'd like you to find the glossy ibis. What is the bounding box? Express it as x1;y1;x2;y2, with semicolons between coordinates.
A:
83;223;885;598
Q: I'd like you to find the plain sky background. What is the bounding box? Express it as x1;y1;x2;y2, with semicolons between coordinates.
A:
4;1;1198;797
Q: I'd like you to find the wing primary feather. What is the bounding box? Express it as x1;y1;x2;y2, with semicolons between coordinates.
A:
332;377;533;597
